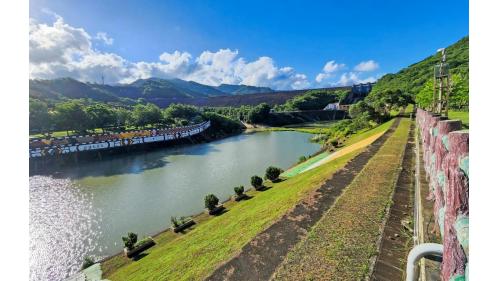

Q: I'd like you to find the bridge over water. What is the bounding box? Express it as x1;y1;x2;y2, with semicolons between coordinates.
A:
29;121;211;159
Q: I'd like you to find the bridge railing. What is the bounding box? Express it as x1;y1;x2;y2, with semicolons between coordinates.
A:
29;121;211;158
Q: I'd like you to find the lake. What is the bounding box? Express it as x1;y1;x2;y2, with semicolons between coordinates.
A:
29;130;321;281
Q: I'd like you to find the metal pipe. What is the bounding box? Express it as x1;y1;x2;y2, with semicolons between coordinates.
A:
406;243;443;281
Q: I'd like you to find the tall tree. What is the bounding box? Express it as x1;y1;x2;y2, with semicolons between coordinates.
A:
53;100;91;134
29;99;52;133
85;103;117;131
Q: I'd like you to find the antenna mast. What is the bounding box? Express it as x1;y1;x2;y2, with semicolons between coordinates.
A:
433;48;451;116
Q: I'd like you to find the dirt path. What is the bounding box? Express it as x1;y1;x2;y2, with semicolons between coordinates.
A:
370;122;415;280
205;118;402;281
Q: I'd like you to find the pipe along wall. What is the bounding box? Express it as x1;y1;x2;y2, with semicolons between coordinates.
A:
416;109;469;281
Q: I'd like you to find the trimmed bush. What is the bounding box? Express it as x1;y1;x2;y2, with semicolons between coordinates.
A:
122;232;138;250
251;175;263;188
298;155;307;163
81;256;95;270
234;186;244;196
204;194;219;211
265;166;283;182
171;216;180;228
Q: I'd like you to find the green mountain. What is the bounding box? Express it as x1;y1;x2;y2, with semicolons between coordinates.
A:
29;77;275;103
371;36;469;96
216;84;274;95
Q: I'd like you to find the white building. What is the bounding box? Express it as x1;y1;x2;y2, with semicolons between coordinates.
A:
323;102;340;110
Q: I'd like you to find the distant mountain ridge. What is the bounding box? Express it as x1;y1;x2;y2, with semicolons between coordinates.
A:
29;77;275;103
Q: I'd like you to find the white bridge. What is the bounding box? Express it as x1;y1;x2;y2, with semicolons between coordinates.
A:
29;121;211;158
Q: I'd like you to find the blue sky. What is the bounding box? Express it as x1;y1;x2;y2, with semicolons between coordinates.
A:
29;0;469;89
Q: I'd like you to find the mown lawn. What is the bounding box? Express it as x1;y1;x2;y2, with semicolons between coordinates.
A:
448;110;469;128
274;118;411;281
102;138;370;280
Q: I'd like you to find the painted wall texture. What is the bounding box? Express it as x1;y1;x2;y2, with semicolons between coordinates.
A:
416;109;469;281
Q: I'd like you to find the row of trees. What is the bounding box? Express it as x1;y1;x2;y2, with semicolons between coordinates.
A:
275;89;349;112
29;99;242;135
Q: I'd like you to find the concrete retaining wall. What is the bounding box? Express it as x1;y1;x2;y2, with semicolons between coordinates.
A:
416;109;469;281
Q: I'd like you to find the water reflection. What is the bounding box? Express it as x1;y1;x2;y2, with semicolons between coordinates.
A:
30;176;102;281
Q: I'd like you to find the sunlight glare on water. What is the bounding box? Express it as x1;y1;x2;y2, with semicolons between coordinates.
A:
29;176;102;281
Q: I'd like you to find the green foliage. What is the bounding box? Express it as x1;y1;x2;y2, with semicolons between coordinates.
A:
201;112;243;135
370;36;468;98
29;99;52;133
248;103;271;123
265;166;283;182
204;194;219;211
171;216;191;228
234;186;245;196
277;89;348;111
114;107;131;128
53;100;92;133
298;155;308;163
163;103;202;125
251;175;263;188
416;74;469;110
449;74;469;109
122;232;138;250
415;79;434;110
131;103;162;128
81;256;95;270
85;103;117;130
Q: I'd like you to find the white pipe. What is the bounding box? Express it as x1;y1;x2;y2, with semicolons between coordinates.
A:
406;243;443;281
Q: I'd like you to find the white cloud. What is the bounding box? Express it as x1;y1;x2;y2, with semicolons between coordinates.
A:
323;60;345;73
354;60;379;72
95;32;114;45
314;60;346;83
29;15;309;90
334;72;376;86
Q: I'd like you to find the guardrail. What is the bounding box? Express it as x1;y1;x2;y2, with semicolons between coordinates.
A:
29;121;211;158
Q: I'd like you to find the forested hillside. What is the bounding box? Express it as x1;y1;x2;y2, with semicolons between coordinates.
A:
29;77;275;105
370;36;469;104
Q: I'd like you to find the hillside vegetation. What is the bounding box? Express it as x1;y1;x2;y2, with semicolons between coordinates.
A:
29;77;274;104
370;36;468;97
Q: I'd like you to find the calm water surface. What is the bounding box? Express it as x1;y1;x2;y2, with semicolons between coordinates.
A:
29;131;321;281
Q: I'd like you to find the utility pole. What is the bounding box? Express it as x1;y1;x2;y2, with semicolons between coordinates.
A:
433;48;451;117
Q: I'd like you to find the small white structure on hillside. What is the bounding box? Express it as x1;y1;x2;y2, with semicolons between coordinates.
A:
323;102;340;110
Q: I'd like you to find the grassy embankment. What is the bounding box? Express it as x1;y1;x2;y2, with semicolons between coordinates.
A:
282;119;395;178
274;118;411;280
448;110;469;128
101;120;396;281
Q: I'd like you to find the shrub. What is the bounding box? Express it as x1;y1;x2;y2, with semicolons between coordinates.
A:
265;166;283;182
204;194;219;210
122;232;138;250
171;216;180;228
171;216;191;227
251;175;263;188
298;155;307;163
81;256;95;270
234;186;244;196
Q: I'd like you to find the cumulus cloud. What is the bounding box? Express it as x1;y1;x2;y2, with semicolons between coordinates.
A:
314;60;345;83
95;32;114;45
354;60;379;72
334;72;376;86
29;15;309;90
323;60;345;73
